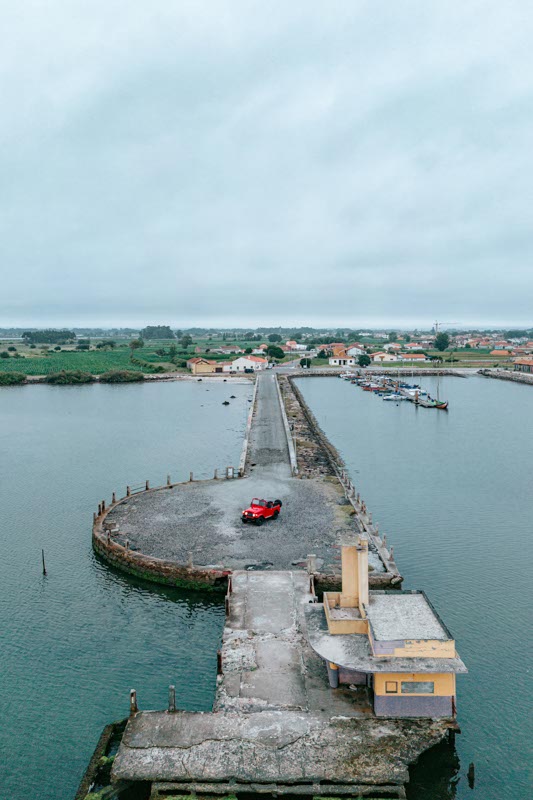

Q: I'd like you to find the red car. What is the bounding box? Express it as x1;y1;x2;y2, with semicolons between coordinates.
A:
241;498;282;525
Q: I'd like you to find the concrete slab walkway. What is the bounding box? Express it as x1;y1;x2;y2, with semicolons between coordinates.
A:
112;571;450;794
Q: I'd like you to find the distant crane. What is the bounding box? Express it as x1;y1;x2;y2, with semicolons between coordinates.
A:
434;321;459;334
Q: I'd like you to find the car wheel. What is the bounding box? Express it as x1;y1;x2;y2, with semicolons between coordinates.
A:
273;510;279;519
256;517;264;526
274;499;282;507
241;518;247;524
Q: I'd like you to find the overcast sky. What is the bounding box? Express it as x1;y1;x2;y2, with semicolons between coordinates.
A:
2;1;533;329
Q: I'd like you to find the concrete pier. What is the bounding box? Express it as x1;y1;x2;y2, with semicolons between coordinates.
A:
112;570;453;797
95;372;397;583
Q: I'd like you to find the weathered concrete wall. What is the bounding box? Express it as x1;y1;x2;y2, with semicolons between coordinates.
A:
239;375;258;475
284;376;402;586
375;695;454;718
274;373;298;475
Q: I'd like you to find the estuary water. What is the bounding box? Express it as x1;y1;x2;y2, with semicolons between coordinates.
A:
0;379;252;800
295;375;533;800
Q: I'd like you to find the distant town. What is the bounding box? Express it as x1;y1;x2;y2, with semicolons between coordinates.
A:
0;325;532;383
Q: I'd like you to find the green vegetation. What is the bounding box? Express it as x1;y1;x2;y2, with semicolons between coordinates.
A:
140;325;176;339
434;332;450;351
99;370;145;382
300;357;312;368
267;345;285;359
22;329;76;344
0;372;26;385
358;354;371;367
45;370;95;384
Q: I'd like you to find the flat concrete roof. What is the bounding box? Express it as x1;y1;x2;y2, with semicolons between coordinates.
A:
305;606;467;674
367;592;448;642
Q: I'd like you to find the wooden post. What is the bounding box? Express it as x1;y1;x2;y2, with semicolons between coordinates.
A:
126;486;131;497
112;492;116;504
145;480;150;491
217;650;223;675
41;549;47;576
187;551;193;568
130;689;138;715
98;503;102;516
101;500;106;512
168;685;176;713
125;539;130;551
214;469;218;480
93;512;97;523
189;472;193;482
167;474;171;486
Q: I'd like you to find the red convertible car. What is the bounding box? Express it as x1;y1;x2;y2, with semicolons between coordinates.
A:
241;498;282;525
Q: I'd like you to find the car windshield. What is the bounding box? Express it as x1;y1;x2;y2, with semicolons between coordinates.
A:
251;498;266;507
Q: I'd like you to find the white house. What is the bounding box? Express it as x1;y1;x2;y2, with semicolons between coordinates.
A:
371;352;400;363
329;356;356;367
346;346;366;356
223;356;268;372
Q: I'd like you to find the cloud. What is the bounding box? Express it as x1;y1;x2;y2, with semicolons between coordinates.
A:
1;1;533;327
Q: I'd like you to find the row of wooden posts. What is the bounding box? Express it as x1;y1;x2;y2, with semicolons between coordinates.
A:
337;468;394;563
93;467;240;522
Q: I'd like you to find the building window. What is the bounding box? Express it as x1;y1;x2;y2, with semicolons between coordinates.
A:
401;681;435;694
385;681;398;694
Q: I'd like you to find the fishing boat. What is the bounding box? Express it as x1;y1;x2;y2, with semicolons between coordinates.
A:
382;393;408;401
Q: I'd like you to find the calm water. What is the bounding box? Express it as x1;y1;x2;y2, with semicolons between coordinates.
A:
0;380;252;800
296;376;533;800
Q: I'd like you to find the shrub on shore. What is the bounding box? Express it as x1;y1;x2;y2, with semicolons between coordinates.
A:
45;370;95;385
99;370;145;383
0;372;27;385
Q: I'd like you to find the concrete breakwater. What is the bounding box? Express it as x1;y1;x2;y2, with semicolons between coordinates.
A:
82;372;461;799
478;367;533;386
92;373;401;589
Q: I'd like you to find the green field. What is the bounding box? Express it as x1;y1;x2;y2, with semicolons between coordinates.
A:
0;345;179;376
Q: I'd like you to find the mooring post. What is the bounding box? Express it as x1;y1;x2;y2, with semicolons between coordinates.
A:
217;650;223;675
101;500;106;512
130;689;138;715
214;468;218;480
98;503;102;516
93;512;97;523
187;551;193;568
383;534;387;548
145;480;150;491
468;763;475;789
189;471;193;482
126;486;131;497
306;554;317;574
167;474;171;486
112;491;116;504
125;539;130;550
41;549;47;576
106;532;110;545
389;546;394;562
168;685;176;713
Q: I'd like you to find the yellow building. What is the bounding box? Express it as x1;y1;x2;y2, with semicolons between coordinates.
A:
306;539;467;718
187;358;224;375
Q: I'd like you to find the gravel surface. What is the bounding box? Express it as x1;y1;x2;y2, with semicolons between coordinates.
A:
106;372;384;572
